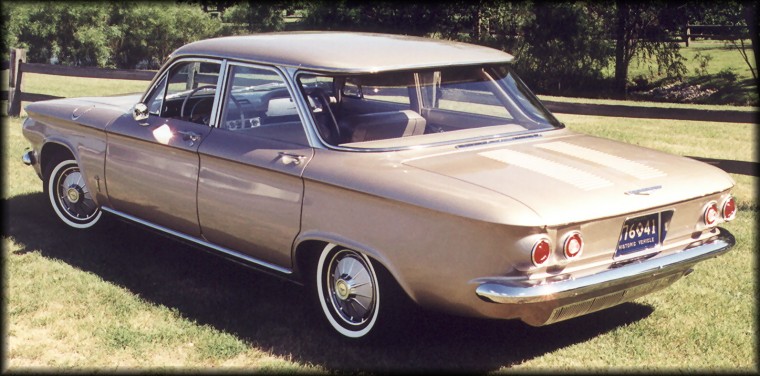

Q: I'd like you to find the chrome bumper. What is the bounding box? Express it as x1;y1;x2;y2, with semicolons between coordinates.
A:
475;229;735;306
22;150;36;166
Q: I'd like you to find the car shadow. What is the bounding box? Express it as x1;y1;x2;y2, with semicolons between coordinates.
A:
4;192;654;372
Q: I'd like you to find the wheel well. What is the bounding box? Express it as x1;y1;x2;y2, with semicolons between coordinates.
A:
294;240;327;283
293;240;407;299
41;143;75;174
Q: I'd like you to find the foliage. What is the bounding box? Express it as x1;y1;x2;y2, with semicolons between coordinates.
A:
300;1;438;36
3;1;756;102
109;3;222;69
516;2;613;96
613;1;688;95
4;2;222;69
685;1;757;81
221;0;294;34
692;51;713;76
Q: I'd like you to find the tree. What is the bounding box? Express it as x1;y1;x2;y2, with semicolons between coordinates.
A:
741;1;758;82
300;1;438;36
110;3;222;69
221;0;294;34
686;1;757;81
5;3;113;66
5;2;222;69
518;2;613;95
613;1;688;96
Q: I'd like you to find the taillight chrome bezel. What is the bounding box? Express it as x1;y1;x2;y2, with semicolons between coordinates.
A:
531;238;552;267
721;195;737;221
703;201;719;226
562;231;584;259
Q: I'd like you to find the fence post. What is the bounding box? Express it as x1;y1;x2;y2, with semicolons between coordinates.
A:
8;48;27;117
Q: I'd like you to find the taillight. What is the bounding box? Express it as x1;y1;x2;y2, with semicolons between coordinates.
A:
562;232;583;259
531;238;551;267
722;196;737;221
704;202;719;226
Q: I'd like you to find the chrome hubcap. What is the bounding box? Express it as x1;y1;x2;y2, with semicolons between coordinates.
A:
335;279;351;300
66;186;81;203
55;166;98;220
327;250;376;325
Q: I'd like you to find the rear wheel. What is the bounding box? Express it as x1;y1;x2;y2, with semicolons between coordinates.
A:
316;243;382;339
44;158;102;229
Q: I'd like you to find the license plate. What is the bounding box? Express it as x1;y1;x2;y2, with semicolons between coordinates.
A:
616;212;665;257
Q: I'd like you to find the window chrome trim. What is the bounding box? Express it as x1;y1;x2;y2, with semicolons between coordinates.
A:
101;206;292;275
139;57;225;126
212;62;316;148
140;57;224;103
207;59;228;128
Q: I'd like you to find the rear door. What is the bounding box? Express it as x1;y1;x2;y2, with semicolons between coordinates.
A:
197;63;313;269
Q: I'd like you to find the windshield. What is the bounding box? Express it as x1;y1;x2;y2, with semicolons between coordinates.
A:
297;64;561;149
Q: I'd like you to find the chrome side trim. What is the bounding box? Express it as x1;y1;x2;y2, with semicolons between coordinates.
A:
475;228;734;304
101;207;292;275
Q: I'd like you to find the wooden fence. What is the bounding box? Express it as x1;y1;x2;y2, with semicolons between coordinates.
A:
2;48;758;176
5;48;155;116
683;24;751;47
4;48;755;123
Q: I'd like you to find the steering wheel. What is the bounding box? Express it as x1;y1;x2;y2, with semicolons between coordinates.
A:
224;94;247;127
181;85;217;120
307;88;341;142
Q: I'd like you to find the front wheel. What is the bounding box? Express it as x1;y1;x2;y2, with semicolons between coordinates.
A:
44;158;102;229
316;244;381;339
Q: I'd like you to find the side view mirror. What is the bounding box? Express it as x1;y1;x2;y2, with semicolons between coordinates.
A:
132;103;149;124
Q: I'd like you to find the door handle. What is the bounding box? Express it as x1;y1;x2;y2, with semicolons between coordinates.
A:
278;152;306;166
177;130;201;146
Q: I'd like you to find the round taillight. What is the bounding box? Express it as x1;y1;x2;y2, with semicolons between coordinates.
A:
704;202;719;226
531;238;551;267
563;232;583;259
722;196;737;221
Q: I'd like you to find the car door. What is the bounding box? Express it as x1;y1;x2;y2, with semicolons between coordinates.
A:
105;59;222;237
196;63;314;270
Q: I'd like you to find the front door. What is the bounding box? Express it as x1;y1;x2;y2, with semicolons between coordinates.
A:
105;60;222;236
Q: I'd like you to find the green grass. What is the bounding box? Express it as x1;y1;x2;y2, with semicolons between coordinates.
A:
629;40;756;82
3;71;757;372
626;40;758;106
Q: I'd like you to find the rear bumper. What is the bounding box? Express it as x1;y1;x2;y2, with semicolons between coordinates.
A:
474;228;735;325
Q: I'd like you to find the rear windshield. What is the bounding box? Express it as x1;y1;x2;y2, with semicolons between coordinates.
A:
296;64;561;149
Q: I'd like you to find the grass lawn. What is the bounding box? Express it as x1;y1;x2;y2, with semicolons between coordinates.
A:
629;40;756;82
626;40;757;106
2;72;757;372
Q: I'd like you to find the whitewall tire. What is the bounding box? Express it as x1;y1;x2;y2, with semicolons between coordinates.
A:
45;159;102;229
316;243;381;339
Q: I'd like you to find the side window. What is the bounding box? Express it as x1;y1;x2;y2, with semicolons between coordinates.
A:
342;76;411;106
220;65;308;145
420;70;511;120
146;75;167;115
158;61;221;124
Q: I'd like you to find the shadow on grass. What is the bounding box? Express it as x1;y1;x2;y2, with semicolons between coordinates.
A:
4;192;655;372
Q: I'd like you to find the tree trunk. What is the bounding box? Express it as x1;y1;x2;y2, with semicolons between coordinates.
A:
614;1;629;98
742;2;758;85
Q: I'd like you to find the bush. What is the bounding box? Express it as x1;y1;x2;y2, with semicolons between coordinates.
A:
692;51;713;76
716;68;738;82
4;2;222;69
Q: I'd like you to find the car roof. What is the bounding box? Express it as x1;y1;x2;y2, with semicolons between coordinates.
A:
171;31;514;74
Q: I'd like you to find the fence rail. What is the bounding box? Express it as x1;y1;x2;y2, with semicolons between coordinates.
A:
4;48;756;122
2;48;756;176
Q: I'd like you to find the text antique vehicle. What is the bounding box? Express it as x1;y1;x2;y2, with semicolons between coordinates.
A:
21;32;737;339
